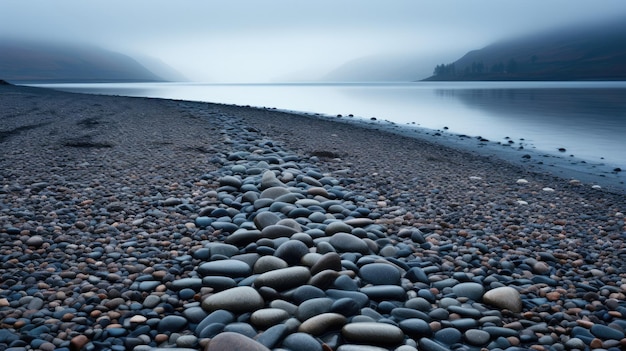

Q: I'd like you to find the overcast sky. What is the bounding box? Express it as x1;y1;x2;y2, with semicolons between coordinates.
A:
2;0;626;82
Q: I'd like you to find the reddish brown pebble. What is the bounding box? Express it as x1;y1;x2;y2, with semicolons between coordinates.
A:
155;334;169;343
590;338;603;349
546;292;561;301
507;336;520;346
62;313;74;322
70;335;89;351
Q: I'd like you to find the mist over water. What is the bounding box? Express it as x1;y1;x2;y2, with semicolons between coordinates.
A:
33;81;626;168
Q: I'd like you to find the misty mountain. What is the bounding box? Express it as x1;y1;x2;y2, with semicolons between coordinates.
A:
132;54;188;82
323;52;445;82
0;39;169;83
424;17;626;81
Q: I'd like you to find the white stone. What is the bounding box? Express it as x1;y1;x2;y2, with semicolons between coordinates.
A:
483;287;522;313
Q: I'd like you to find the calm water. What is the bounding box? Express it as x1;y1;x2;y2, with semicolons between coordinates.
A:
33;81;626;167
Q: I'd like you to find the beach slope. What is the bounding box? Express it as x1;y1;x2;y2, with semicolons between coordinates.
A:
1;84;625;350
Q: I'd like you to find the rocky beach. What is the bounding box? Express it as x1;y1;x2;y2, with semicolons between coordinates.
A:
1;83;625;351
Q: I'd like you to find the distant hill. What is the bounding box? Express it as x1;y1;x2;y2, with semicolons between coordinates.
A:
424;17;626;81
0;39;169;83
322;52;445;82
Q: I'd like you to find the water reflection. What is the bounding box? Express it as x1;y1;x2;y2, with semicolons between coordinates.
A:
434;86;626;164
31;81;626;166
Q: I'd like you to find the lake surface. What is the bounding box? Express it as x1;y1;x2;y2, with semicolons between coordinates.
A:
32;81;626;168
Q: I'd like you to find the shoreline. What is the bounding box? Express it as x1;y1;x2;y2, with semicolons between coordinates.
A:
214;102;626;196
1;84;626;351
24;82;626;195
282;107;626;195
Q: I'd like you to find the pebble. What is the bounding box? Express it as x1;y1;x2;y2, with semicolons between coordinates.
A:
198;259;252;277
342;322;405;345
464;329;491;345
590;324;625;340
482;287;523;313
451;282;484;301
250;308;290;328
434;328;462;345
298;313;347;335
25;235;44;247
282;332;323;351
206;332;270;351
329;232;370;254
359;262;402;285
157;315;188;332
274;239;309;265
202;286;264;312
253;255;288;274
254;266;311;291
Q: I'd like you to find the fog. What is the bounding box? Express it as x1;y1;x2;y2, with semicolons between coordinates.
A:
2;0;626;82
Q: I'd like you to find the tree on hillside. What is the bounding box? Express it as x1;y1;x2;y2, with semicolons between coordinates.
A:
433;63;456;76
507;58;518;73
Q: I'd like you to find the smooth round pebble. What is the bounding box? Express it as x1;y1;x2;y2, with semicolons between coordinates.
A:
342;322;405;345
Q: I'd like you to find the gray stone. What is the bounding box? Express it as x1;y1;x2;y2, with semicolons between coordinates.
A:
329;232;370;254
360;285;406;301
206;332;270;351
298;313;347;335
590;324;625;340
261;171;285;189
274;240;309;265
183;306;208;323
418;338;452;351
295;297;334;321
310;252;342;274
157;315;187;332
197;259;251;277
143;295;161;308
225;229;262;246
206;243;239;257
195;310;234;335
342;322;405;345
434;328;462;345
452;282;484;301
399;318;432;337
254;266;311;291
260;186;291;199
201;286;264;313
325;221;354;235
282;332;323;351
254;211;282;229
482;287;522;313
176;335;199;348
250;308;290;328
564;337;586;349
25;235;44;247
359;263;401;285
256;324;289;349
253;256;288;274
261;224;300;239
171;278;203;291
220;175;242;188
464;329;491;346
223;322;257;338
